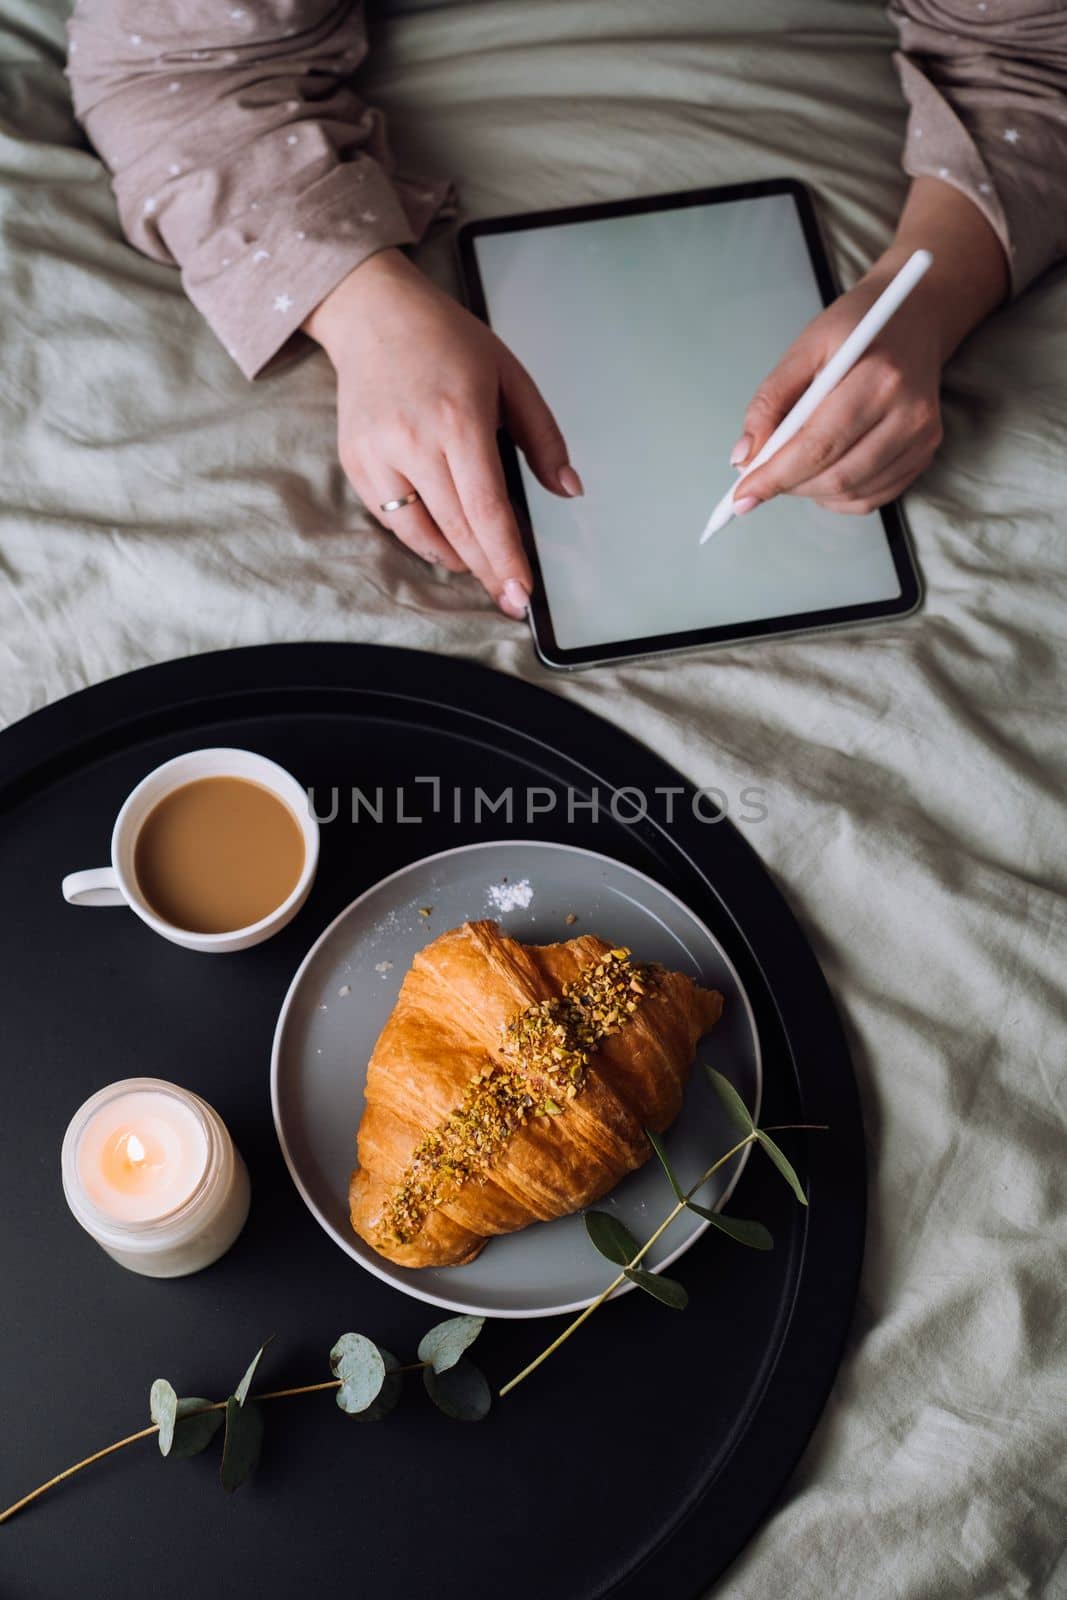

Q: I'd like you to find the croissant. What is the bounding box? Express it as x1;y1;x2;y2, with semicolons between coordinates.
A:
349;920;723;1268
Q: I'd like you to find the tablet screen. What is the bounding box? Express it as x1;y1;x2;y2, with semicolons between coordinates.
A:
469;191;905;655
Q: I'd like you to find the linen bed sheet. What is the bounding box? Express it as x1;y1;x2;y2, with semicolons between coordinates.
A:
1;2;1065;1595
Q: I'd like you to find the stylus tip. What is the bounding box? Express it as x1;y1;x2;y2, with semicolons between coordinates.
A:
700;503;732;543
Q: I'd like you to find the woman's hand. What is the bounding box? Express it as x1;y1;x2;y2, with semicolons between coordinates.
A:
304;247;581;618
728;265;945;515
730;178;1010;517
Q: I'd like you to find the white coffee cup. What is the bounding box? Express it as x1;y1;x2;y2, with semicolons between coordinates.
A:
61;748;320;954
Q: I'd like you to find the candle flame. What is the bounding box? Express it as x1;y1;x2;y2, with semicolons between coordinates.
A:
126;1133;147;1166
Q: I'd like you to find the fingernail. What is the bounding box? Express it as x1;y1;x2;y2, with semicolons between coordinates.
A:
500;578;530;619
729;434;752;468
733;495;760;517
558;464;584;497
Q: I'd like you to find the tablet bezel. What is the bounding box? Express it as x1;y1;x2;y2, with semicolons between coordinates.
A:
457;178;923;670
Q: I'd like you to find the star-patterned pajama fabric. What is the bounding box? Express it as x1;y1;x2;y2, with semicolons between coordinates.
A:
66;1;456;378
889;1;1067;295
67;1;1067;381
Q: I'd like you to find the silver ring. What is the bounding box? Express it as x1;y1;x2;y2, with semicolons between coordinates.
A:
379;490;421;513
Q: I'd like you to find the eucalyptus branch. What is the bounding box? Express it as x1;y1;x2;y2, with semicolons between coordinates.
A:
0;1382;349;1526
0;1322;487;1527
499;1132;757;1397
499;1067;826;1399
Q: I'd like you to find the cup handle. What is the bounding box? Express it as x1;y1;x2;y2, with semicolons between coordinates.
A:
62;868;128;908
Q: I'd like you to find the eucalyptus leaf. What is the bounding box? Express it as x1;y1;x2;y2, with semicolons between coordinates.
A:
417;1315;485;1375
234;1339;271;1407
349;1349;403;1423
584;1209;639;1267
330;1333;386;1414
423;1357;491;1422
645;1128;684;1201
684;1204;774;1250
170;1398;225;1459
149;1379;178;1457
220;1396;263;1493
624;1267;689;1309
756;1130;808;1206
704;1065;755;1135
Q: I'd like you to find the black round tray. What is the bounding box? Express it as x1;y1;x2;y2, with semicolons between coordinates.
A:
0;644;865;1600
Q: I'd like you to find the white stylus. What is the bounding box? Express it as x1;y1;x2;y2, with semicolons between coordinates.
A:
699;248;934;544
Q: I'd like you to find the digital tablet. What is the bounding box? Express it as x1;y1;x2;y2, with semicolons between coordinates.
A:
457;179;922;670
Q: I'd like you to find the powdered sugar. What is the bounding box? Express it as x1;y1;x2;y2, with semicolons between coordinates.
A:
485;877;533;913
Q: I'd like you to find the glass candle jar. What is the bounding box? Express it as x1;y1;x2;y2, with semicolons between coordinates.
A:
61;1077;250;1277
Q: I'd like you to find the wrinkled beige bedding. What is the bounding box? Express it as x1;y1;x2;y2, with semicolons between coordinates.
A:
1;3;1064;1594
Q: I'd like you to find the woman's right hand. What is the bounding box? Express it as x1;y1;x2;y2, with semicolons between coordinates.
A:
304;247;582;619
727;177;1009;518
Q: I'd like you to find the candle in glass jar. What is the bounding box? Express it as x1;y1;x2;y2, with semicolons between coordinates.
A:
76;1087;209;1222
62;1078;250;1277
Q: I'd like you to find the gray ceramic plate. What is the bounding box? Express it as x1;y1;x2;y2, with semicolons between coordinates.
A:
270;840;762;1318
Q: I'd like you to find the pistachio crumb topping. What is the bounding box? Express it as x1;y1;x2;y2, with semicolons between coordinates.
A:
383;947;655;1245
